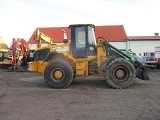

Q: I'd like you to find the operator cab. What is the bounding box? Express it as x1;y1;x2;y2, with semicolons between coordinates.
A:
69;24;97;58
0;51;8;61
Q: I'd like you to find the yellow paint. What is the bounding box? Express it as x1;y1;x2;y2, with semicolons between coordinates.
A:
54;70;63;79
76;61;88;76
38;61;48;73
75;56;97;62
96;37;108;76
28;61;48;73
28;61;38;72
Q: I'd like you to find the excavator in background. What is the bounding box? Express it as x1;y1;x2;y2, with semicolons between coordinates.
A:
28;24;149;89
9;38;30;71
9;29;53;71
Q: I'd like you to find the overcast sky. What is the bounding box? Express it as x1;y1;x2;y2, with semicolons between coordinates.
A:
0;0;160;46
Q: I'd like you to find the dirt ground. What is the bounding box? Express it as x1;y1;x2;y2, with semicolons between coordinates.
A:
0;68;160;120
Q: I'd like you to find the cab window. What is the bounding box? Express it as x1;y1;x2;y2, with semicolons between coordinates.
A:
75;27;86;49
88;26;96;45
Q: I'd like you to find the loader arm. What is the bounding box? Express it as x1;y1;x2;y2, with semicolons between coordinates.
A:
34;28;53;48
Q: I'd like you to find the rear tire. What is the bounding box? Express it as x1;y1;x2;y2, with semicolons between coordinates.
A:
44;60;74;89
105;58;135;89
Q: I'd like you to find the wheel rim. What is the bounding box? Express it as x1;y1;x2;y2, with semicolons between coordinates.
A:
113;67;128;81
51;68;64;82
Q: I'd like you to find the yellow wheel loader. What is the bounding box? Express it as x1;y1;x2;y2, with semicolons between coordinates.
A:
28;24;149;89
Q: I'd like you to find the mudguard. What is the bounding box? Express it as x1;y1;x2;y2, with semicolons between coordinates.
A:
43;51;57;62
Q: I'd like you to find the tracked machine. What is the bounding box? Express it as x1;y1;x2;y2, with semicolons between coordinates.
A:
9;38;31;71
28;24;149;89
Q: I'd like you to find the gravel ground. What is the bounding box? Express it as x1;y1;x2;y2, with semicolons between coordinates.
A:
0;68;160;120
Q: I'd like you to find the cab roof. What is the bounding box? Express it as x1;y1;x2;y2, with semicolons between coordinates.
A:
69;24;95;28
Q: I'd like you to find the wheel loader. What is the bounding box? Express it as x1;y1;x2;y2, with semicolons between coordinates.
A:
28;24;149;89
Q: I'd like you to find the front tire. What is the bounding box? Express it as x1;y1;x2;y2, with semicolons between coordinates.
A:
105;58;135;89
44;60;74;89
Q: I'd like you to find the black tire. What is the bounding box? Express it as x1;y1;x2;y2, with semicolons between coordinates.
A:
44;60;74;89
105;58;135;89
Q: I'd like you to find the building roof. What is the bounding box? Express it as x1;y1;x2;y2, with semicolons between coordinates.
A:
128;36;160;41
95;25;127;42
28;25;127;44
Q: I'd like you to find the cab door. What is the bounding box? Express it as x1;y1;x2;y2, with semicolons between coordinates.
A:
70;26;88;58
87;26;97;56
